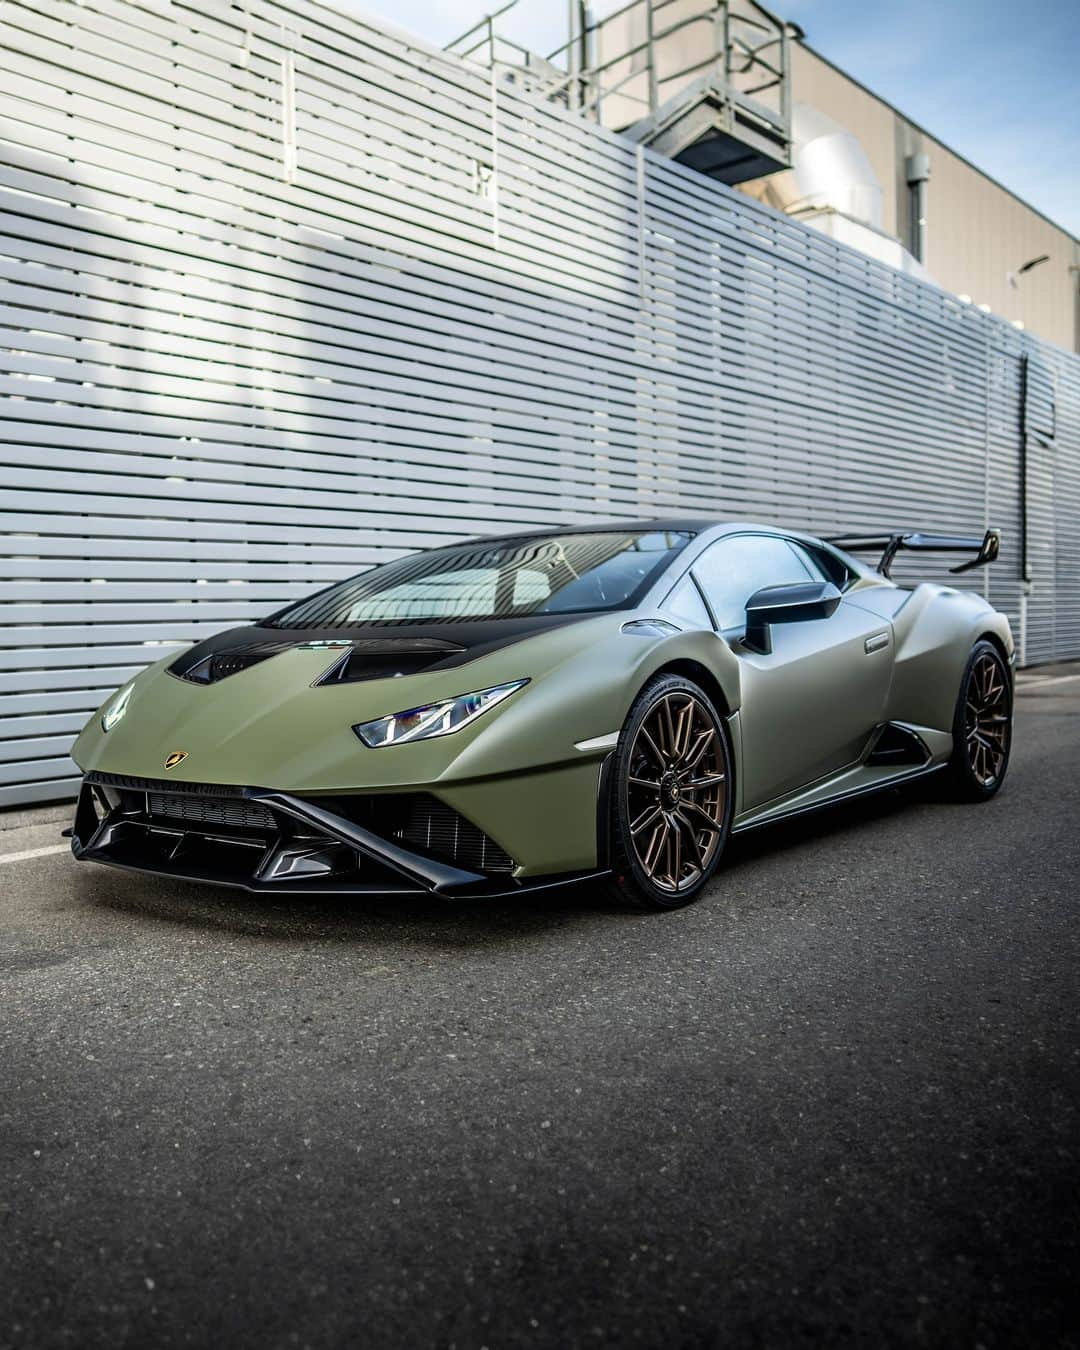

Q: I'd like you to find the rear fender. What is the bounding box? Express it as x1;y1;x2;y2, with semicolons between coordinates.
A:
886;585;1014;731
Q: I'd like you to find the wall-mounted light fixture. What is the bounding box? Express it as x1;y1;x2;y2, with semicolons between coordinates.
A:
1007;254;1050;289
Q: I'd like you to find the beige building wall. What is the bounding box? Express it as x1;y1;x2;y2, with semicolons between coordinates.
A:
742;44;1078;352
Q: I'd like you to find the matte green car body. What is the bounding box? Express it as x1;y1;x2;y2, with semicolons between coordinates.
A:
70;521;1014;891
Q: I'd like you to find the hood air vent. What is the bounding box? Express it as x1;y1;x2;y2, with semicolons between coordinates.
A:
315;638;467;685
169;630;466;686
170;638;300;685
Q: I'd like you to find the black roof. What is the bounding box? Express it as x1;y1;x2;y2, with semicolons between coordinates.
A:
454;519;732;547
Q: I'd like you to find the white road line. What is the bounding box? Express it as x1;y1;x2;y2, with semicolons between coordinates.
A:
0;843;70;867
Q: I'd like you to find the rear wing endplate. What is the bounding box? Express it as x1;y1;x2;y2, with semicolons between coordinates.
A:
826;528;1000;579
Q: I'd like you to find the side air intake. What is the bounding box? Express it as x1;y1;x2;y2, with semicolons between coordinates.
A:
867;723;931;767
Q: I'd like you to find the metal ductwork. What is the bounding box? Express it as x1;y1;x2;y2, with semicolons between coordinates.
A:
745;103;931;280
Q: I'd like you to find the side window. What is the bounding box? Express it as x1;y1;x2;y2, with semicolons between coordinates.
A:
787;541;829;583
663;575;712;629
692;535;814;630
797;540;852;588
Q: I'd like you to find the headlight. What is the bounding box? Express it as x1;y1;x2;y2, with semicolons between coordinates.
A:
101;682;134;732
353;679;528;748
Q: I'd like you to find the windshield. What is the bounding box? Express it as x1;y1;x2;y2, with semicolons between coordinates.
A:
267;530;694;628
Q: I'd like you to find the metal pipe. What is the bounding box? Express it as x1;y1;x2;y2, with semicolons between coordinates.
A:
568;0;579;109
443;0;519;52
645;0;658;115
548;12;712;77
579;0;589;104
905;152;930;265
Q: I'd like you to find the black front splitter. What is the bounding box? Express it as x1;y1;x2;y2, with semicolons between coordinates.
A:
71;840;608;902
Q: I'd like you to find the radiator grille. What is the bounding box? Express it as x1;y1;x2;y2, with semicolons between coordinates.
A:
146;793;275;832
398;796;514;875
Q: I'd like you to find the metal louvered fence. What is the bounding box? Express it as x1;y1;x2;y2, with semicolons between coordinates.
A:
1;0;1078;808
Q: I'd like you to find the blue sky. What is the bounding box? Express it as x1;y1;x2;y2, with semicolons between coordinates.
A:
345;0;1079;237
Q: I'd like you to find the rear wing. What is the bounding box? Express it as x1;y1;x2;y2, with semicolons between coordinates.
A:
826;528;1001;579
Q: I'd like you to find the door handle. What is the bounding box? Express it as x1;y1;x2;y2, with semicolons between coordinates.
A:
864;631;890;654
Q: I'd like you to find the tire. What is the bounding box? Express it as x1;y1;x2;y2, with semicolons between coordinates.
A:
604;673;734;911
945;639;1013;801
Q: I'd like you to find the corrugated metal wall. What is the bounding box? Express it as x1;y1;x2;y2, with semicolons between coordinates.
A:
1;0;1078;808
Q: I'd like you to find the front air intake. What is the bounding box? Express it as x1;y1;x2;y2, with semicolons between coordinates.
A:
396;795;514;875
147;792;276;833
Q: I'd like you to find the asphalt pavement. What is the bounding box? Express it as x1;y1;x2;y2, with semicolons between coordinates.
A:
1;671;1078;1350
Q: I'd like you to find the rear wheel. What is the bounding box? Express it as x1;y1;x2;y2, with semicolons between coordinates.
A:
605;674;733;910
947;640;1012;800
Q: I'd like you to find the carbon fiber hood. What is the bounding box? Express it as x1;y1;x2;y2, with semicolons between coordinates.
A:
168;615;594;686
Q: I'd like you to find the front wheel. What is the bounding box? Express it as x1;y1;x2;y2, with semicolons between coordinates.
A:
604;674;734;911
946;639;1013;800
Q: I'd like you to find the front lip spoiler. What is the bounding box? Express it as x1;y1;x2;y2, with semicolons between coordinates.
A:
71;778;606;900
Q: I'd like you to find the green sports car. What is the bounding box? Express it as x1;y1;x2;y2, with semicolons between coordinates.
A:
70;520;1013;910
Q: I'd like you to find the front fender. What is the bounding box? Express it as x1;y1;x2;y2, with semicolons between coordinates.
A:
432;623;741;876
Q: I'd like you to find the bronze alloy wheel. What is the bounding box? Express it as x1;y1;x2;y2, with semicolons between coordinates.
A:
948;639;1012;800
963;649;1010;787
624;688;728;896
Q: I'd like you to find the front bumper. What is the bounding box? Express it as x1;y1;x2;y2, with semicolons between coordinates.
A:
70;773;604;900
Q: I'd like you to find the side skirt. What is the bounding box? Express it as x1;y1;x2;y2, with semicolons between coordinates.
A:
730;761;946;836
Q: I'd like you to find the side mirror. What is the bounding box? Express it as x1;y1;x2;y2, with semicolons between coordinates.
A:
744;581;842;654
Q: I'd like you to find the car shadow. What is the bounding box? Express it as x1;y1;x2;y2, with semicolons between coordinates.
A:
81;866;612;948
720;778;943;873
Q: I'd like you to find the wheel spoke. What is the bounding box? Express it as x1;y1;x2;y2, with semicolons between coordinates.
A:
642;820;668;872
658;698;678;759
674;811;705;870
680;727;715;772
671;698;695;761
670;818;682;887
630;803;663;836
628;775;661;791
681;771;726;790
680;798;721;832
638;725;666;769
